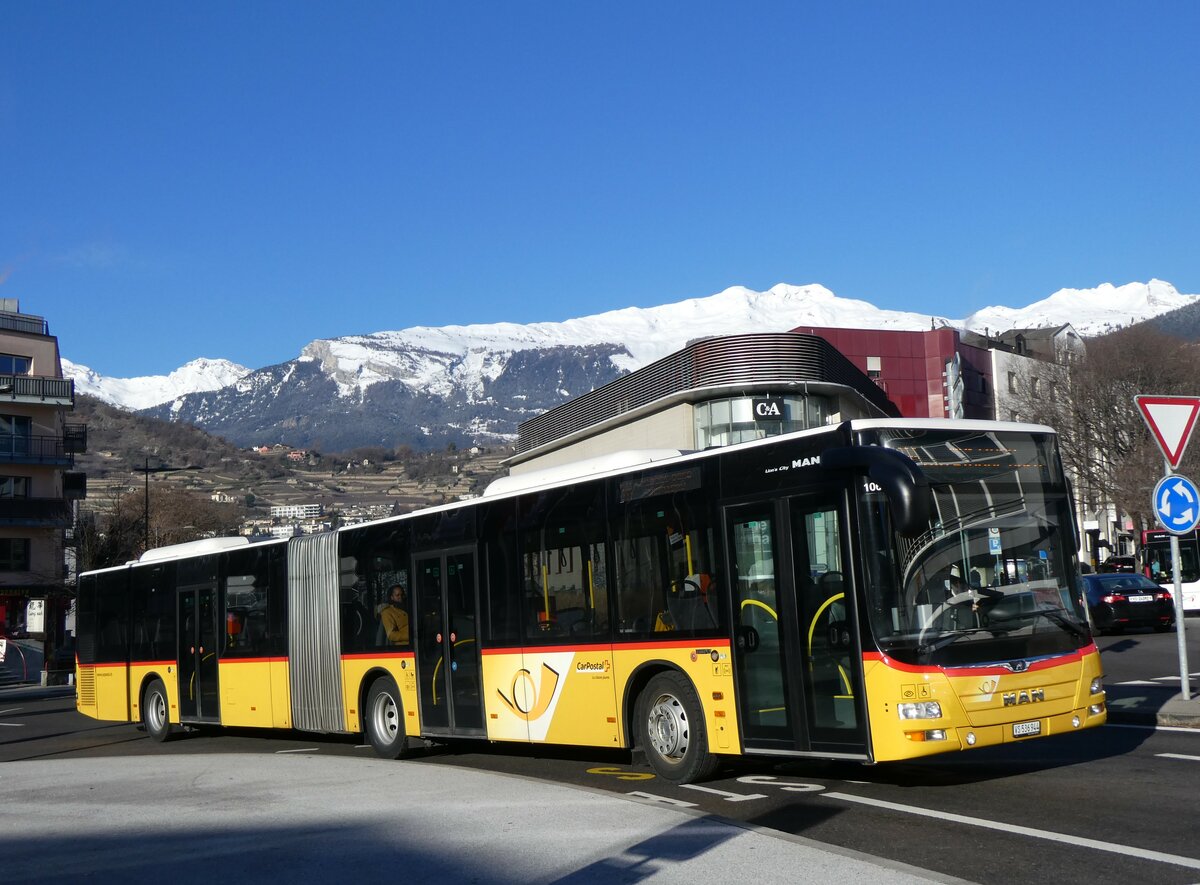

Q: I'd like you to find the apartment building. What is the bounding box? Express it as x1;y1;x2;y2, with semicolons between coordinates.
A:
269;503;323;519
0;299;85;644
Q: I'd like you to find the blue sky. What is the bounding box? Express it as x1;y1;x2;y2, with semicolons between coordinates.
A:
3;2;1198;377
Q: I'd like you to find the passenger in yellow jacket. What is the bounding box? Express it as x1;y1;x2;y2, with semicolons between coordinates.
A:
380;584;410;645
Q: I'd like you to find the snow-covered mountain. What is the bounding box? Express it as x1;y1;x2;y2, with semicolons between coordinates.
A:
69;280;1199;451
960;279;1192;337
299;283;945;401
63;357;250;410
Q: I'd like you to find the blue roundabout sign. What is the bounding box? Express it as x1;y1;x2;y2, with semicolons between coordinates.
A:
1154;473;1200;535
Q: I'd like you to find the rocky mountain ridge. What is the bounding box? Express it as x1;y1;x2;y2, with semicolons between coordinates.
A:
65;280;1199;451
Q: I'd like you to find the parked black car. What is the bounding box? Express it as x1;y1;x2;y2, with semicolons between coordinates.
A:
1098;555;1137;574
1081;573;1174;634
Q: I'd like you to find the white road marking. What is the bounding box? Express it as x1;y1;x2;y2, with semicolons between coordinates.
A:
681;783;767;801
1105;723;1200;734
737;775;826;793
826;792;1200;871
0;722;24;727
0;707;22;715
1156;753;1200;762
275;747;320;754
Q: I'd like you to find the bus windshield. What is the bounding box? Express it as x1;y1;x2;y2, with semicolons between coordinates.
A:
858;427;1090;666
1143;531;1200;585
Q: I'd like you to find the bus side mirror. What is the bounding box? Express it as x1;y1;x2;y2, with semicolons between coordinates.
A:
821;445;934;538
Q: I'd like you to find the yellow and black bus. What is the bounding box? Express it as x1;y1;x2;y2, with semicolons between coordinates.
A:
75;418;1106;783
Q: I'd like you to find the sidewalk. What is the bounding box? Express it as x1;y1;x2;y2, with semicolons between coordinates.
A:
0;753;964;885
1104;681;1200;727
0;682;76;702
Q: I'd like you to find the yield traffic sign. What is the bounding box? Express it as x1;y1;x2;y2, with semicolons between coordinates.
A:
1136;394;1200;469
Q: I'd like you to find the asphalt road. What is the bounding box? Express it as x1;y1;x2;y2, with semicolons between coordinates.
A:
4;626;1200;885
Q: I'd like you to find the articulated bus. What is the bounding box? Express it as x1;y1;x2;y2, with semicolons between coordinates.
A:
1140;529;1200;613
75;419;1106;783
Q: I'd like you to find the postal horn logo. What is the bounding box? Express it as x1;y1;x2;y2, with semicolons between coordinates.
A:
497;663;561;721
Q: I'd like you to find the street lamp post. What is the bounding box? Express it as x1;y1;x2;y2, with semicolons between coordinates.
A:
132;458;201;553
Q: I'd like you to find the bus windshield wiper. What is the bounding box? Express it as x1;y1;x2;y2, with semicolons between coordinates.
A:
916;628;991;655
984;607;1089;640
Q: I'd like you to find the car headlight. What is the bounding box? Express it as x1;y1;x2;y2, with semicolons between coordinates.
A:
898;701;942;720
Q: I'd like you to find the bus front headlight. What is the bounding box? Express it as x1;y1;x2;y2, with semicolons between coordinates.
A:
898;701;942;720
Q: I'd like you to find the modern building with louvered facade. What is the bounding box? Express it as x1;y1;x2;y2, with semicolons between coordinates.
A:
506;332;898;475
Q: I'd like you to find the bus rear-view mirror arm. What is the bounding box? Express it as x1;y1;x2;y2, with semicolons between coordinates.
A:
820;445;934;538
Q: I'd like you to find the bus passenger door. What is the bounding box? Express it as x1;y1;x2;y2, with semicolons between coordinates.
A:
727;504;800;750
789;497;866;751
413;549;485;736
727;496;868;755
177;583;220;722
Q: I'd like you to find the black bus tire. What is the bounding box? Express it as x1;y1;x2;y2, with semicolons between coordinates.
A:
636;671;719;784
365;676;410;759
142;678;173;742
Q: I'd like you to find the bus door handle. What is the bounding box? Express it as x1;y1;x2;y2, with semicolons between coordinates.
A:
736;625;760;653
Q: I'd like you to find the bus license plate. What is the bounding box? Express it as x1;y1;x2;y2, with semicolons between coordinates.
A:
1013;720;1041;738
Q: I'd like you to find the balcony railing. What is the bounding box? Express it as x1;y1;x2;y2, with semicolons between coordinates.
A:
64;423;87;454
0;433;74;465
0;496;71;527
0;375;74;406
0;313;49;336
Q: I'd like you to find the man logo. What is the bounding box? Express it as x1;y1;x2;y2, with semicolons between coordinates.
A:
1002;688;1045;706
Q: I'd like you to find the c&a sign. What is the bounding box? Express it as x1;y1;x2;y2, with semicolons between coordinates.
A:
752;396;785;422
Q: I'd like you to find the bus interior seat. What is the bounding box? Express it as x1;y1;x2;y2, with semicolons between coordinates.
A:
665;574;718;632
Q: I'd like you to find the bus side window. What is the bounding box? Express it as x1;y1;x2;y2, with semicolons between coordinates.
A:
224;546;277;658
518;482;608;642
613;495;722;637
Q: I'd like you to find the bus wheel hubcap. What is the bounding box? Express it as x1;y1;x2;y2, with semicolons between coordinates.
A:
647;693;688;760
149;693;165;730
373;693;398;741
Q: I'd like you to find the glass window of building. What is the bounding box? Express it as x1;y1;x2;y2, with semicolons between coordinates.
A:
0;354;31;375
0;476;30;498
695;394;829;449
0;538;31;570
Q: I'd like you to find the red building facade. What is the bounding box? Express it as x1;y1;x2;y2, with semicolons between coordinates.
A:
792;326;994;420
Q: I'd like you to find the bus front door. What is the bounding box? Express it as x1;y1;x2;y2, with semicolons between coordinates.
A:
413;549;485;736
177;583;220;723
727;496;866;756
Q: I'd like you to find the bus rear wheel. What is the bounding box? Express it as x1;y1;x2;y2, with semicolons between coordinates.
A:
636;672;718;784
142;678;173;742
365;676;410;759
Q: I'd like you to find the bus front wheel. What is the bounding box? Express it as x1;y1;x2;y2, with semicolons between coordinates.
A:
142;678;173;742
365;676;410;759
636;672;718;784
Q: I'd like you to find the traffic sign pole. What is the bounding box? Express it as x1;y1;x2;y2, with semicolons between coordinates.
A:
1165;458;1191;701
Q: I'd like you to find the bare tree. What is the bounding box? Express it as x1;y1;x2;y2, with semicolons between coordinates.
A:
1011;325;1200;530
79;484;244;571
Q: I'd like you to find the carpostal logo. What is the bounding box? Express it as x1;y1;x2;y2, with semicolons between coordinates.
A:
576;660;611;673
497;663;561;721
